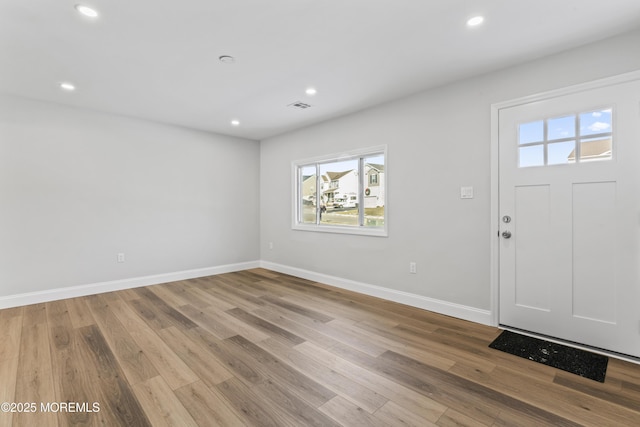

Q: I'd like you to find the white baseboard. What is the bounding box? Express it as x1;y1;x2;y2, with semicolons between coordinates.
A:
260;261;492;326
0;260;492;327
0;261;260;309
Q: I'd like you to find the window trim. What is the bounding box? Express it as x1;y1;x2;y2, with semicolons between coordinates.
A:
292;145;387;237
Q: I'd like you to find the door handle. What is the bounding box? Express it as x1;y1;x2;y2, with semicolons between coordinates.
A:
502;231;512;239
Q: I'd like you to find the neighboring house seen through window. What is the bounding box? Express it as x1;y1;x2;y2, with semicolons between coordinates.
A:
293;146;386;236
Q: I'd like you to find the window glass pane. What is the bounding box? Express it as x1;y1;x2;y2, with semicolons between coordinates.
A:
293;147;387;235
319;159;358;225
580;137;612;162
580;109;612;136
519;121;544;144
300;165;317;224
547;115;575;140
519;145;544;167
548;141;576;165
364;155;385;228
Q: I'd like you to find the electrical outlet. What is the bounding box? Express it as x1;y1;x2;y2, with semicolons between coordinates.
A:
269;242;274;250
409;262;417;274
117;253;125;263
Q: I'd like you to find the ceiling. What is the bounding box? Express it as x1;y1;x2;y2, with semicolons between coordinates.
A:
2;1;640;141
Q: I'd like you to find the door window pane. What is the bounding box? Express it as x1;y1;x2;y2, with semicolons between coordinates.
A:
580;109;612;137
580;137;612;162
548;141;576;165
519;121;544;144
547;115;575;140
519;145;544;168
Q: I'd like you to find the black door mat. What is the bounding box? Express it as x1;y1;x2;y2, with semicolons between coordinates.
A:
489;330;608;382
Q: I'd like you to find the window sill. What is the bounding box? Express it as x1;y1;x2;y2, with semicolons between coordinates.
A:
292;223;388;237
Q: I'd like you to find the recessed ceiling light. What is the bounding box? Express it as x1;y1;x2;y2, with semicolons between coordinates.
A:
219;55;236;64
467;16;484;27
59;82;76;91
231;120;240;126
305;87;317;96
75;4;99;18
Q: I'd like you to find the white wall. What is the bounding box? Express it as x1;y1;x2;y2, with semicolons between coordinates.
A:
0;95;260;298
260;29;640;319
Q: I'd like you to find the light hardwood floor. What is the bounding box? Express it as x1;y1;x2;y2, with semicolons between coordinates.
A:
1;268;639;426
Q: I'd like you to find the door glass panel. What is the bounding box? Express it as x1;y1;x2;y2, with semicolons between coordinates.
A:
517;107;613;168
580;109;612;136
519;121;544;144
519;145;544;168
547;115;575;140
548;141;577;165
580;137;612;162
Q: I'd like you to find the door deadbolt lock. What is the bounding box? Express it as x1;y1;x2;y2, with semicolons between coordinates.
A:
502;215;511;223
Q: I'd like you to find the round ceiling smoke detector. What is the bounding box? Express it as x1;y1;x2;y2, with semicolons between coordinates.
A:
219;55;236;64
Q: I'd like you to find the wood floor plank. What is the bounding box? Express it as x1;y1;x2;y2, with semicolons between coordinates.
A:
64;297;96;329
339;346;503;426
13;320;57;427
226;307;305;346
133;286;199;330
23;302;48;325
319;395;385;427
0;313;23;427
258;337;388;414
85;294;160;385
224;334;336;407
178;284;237;312
253;376;342;427
46;300;98;426
127;297;174;330
163;281;211;309
76;324;153;426
436;408;490;427
215;377;287;427
374;400;438;427
157;326;234;387
132;375;198;427
295;341;449;423
146;283;192;308
204;281;270;312
377;349;584;427
260;294;334;323
486;364;638;426
106;298;199;390
174;381;245;427
180;326;265;386
176;304;239;339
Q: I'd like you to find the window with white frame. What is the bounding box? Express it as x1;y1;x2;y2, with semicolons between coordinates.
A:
293;146;387;236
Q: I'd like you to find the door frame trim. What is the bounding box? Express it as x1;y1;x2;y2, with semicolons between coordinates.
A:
489;69;640;327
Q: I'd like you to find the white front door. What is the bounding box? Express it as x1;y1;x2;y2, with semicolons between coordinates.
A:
498;77;640;358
